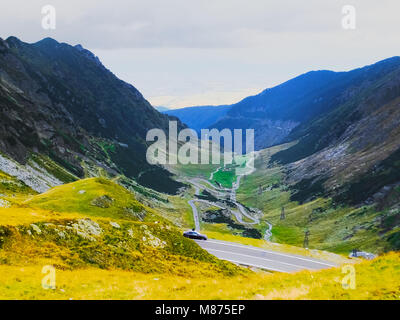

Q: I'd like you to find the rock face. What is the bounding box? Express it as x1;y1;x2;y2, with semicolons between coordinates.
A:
0;199;10;208
0;154;63;193
0;36;184;194
91;195;114;208
71;219;103;241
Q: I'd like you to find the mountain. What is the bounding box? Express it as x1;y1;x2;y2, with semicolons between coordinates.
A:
208;58;400;150
270;57;400;206
218;58;400;254
157;57;400;209
164;105;231;133
0;36;183;194
184;57;400;207
155;106;170;112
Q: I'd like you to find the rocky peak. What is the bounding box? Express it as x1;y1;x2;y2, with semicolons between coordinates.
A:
0;37;9;53
5;36;23;48
74;43;103;67
33;37;60;48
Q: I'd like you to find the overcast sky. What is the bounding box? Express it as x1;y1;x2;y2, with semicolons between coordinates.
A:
1;0;400;108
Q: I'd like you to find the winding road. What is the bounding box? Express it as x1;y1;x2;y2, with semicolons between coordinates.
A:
186;153;272;239
195;239;337;272
183;154;338;273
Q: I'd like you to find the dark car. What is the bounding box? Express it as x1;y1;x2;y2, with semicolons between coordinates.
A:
183;230;208;240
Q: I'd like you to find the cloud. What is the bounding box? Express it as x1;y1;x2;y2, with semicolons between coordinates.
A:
1;0;399;107
1;0;398;49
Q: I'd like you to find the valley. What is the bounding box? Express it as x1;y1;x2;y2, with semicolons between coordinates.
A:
177;139;399;256
0;35;399;300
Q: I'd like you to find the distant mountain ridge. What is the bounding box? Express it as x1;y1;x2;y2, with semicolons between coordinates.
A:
164;105;231;133
169;58;400;154
211;60;400;149
155;106;170;112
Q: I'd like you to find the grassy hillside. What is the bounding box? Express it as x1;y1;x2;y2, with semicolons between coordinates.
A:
25;178;152;221
237;146;399;254
0;175;398;300
0;178;242;280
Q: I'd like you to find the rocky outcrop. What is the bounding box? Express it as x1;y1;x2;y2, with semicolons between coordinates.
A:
0;154;62;193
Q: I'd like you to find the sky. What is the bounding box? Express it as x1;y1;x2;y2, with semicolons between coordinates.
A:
1;0;400;109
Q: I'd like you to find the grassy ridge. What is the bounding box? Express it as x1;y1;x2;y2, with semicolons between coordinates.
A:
0;178;242;279
25;178;150;221
0;219;240;277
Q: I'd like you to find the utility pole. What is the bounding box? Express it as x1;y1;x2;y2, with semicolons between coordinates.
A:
303;229;310;249
280;206;285;220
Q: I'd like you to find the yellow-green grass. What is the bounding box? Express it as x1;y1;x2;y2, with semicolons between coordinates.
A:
210;155;248;188
0;177;154;226
236;146;293;213
0;207;84;226
267;198;388;254
166;141;223;179
0;252;398;300
202;222;238;235
0;217;241;277
24;177;159;222
167;144;248;182
156;194;195;230
0;177;242;279
0;174;398;300
237;165;290;212
200;215;264;240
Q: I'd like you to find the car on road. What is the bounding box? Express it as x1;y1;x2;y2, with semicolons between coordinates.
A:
183;230;208;240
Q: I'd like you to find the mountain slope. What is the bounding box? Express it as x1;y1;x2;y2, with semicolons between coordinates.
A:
270;57;400;205
0;36;183;193
209;57;400;150
0;177;241;278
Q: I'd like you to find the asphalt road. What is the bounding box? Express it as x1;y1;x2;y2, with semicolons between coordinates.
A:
195;239;337;273
188;199;201;231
